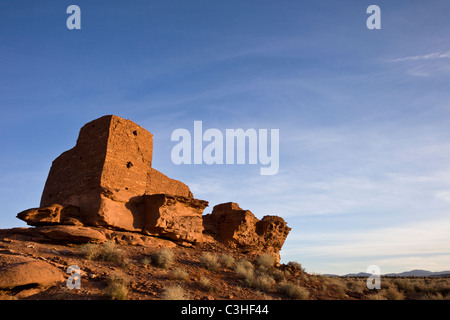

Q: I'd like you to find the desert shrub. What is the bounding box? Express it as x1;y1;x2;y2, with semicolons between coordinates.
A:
393;278;416;294
80;241;124;264
246;273;275;292
424;278;450;296
287;261;305;272
168;268;189;281
162;285;189;300
199;277;215;292
419;292;450;300
98;241;124;263
278;282;310;300
322;276;347;297
345;279;367;293
368;287;404;300
412;279;427;293
272;269;286;283
151;249;174;269
141;257;151;266
199;252;220;271
235;259;255;281
381;278;396;290
79;242;98;260
367;291;387;300
234;258;275;292
105;273;129;300
220;254;236;268
256;254;275;270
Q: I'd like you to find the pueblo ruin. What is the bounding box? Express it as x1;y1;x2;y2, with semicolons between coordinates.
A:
16;115;291;261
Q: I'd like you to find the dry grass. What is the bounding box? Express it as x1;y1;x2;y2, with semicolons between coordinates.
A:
104;272;129;300
199;252;220;271
256;254;275;271
278;282;310;300
312;276;450;300
321;276;348;298
233;258;277;293
80;241;125;265
344;278;367;293
367;286;405;300
220;254;236;268
246;273;276;292
272;269;287;283
235;259;255;281
168;267;189;280
287;261;305;272
162;285;189;300
151;249;175;269
199;277;215;292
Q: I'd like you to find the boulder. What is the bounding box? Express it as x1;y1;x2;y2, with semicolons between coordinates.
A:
255;215;291;254
17;204;83;226
143;194;208;243
203;202;291;262
0;254;64;291
202;202;260;247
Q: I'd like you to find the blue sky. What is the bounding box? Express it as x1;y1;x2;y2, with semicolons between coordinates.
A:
1;0;450;274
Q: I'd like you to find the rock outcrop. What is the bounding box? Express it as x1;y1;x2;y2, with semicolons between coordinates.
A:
35;225;107;244
203;202;291;262
143;194;208;243
18;115;205;242
6;115;293;299
16;115;290;252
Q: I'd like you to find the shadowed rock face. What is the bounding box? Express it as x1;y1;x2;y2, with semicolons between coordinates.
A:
203;202;291;262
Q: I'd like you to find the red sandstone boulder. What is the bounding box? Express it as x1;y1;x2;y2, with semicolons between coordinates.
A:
17;204;83;226
203;202;291;262
143;194;208;243
0;254;64;291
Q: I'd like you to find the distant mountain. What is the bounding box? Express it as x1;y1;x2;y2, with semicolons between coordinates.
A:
384;270;450;277
334;269;450;277
342;272;372;277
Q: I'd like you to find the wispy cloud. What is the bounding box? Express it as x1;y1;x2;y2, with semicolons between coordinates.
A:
389;51;450;63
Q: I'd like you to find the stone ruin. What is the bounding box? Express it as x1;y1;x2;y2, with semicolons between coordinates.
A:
17;115;290;261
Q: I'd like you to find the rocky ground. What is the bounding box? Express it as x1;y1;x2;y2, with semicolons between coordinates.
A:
0;226;361;301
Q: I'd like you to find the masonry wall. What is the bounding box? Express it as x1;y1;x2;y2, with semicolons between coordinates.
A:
40;116;112;215
39;114;193;232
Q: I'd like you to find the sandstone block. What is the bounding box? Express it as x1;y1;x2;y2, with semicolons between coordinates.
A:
146;168;193;198
143;194;208;243
203;202;291;262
